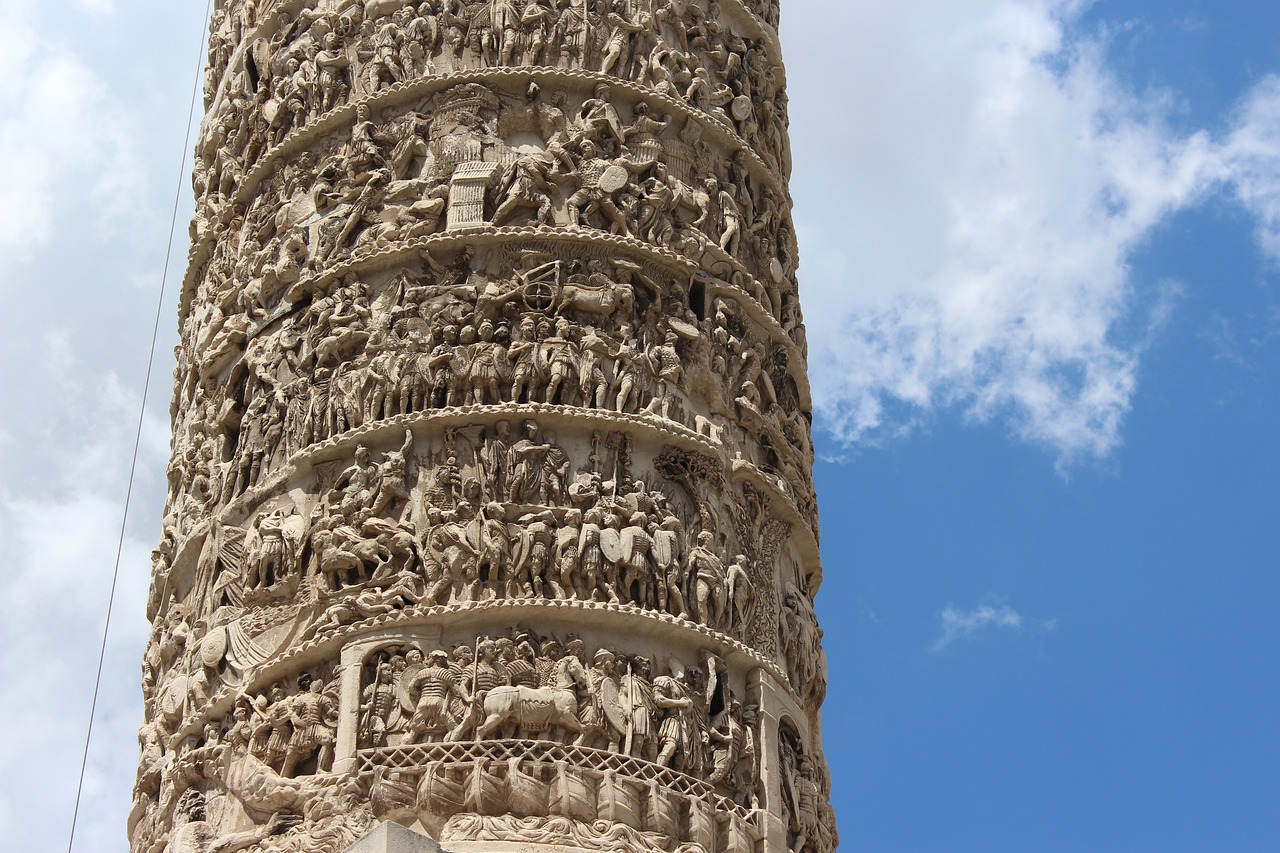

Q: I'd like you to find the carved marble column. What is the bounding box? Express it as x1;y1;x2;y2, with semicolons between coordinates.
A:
132;2;834;852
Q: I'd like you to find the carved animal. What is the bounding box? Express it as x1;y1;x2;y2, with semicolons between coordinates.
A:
558;280;634;317
475;655;588;739
365;0;402;19
317;526;389;590
668;177;712;230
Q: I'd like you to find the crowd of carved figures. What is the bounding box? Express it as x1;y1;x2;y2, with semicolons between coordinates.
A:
130;628;833;853
350;634;761;806
202;0;791;179
169;241;815;535
144;423;827;753
192;77;800;324
140;1;836;850
169;423;772;637
132;655;374;853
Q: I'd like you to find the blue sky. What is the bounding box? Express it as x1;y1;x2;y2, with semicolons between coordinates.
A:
0;1;1276;851
792;2;1280;850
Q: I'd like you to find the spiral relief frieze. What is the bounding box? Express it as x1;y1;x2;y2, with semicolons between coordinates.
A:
136;3;834;853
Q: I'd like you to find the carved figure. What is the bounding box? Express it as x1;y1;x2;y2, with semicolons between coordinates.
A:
164;790;299;853
281;678;337;777
726;553;756;636
687;531;727;629
654;664;701;773
405;650;467;742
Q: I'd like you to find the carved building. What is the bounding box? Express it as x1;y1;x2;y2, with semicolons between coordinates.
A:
133;1;833;852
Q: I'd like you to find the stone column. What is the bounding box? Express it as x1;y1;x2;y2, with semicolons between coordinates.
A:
133;2;835;852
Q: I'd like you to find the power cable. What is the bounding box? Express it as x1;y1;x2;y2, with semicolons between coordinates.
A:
66;1;214;849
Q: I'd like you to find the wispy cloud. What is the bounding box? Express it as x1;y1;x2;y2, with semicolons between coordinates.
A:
0;2;139;273
933;604;1057;650
1221;76;1280;263
789;0;1280;465
0;369;162;852
0;5;173;850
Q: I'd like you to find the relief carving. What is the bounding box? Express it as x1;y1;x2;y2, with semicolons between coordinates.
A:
142;1;832;850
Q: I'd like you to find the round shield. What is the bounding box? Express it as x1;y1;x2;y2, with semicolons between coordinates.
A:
599;527;623;564
668;317;700;340
732;95;754;122
599;677;626;733
652;531;675;567
769;257;785;282
598;163;629;194
199;626;228;668
397;663;423;713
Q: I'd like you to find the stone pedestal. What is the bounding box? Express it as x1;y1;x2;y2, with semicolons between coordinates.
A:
347;823;445;853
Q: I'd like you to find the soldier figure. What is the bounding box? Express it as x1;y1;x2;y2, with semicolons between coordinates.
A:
405;650;466;742
557;508;585;598
622;655;658;760
707;697;745;788
653;515;687;617
359;661;398;748
280;678;336;777
579;649;624;751
654;664;701;773
619;511;655;607
446;639;509;741
565;140;631;235
255;686;291;770
688;530;727;629
491;153;556;226
579;506;611;602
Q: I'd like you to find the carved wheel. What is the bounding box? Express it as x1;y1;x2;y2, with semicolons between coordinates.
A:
523;280;557;312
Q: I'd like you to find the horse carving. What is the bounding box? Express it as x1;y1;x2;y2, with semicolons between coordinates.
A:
558;278;634;318
475;655;589;740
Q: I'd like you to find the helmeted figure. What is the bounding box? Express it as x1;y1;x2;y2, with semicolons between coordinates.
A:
281;679;337;778
406;650;467;742
654;664;702;774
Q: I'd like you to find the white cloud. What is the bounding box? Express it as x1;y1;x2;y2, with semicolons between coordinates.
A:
0;3;139;273
0;7;181;850
787;0;1279;464
934;604;1033;650
0;369;162;852
1221;76;1280;263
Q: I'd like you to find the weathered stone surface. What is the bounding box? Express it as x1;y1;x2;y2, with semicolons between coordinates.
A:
133;2;833;852
347;821;444;853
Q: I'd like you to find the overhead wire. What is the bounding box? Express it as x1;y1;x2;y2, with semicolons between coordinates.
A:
66;0;214;849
